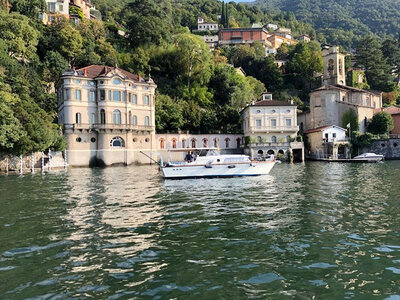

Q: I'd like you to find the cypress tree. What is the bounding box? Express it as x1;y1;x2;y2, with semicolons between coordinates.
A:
221;1;225;26
225;2;228;27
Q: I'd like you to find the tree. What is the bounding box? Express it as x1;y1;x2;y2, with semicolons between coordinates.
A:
51;20;83;65
126;0;173;48
173;33;213;90
381;39;400;74
0;11;39;61
0;83;24;152
341;109;359;132
285;42;323;91
356;36;395;92
9;0;45;18
155;93;184;132
368;111;394;135
42;51;69;83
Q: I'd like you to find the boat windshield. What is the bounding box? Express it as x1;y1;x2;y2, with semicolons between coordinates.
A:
194;149;220;157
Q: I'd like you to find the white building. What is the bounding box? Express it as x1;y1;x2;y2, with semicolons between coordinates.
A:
197;17;219;31
202;35;219;51
57;65;157;167
40;0;69;24
304;125;350;159
241;91;304;161
266;24;278;31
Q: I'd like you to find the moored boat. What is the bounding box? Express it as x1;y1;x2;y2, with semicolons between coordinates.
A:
161;148;275;179
353;153;384;162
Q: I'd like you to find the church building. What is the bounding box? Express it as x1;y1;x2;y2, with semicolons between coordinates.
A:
299;46;382;133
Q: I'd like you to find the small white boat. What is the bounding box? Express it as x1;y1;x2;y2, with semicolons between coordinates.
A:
353;153;384;162
161;148;275;179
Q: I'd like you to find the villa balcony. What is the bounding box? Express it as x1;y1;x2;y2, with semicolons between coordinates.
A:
249;126;299;133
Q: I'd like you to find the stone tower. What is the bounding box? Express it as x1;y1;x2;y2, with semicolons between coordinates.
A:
322;46;346;86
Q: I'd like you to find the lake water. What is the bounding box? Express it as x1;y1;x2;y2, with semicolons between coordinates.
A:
0;162;400;299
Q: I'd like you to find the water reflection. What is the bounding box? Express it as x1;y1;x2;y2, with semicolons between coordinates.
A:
0;162;399;298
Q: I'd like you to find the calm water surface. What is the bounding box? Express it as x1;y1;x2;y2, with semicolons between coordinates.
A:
0;162;400;299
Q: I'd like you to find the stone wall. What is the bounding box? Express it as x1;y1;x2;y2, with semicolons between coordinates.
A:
364;139;400;159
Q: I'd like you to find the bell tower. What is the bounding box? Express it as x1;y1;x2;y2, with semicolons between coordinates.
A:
322;46;346;86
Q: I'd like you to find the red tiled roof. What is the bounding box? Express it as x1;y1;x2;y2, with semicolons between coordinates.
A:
304;125;345;134
252;100;295;106
311;84;381;95
75;65;141;82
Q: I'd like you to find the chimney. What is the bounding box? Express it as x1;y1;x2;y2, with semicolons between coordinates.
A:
83;68;87;76
290;99;294;105
138;74;142;82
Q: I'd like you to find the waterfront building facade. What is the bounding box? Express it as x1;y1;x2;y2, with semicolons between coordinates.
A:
300;45;382;134
57;65;157;167
304;125;350;159
241;91;304;161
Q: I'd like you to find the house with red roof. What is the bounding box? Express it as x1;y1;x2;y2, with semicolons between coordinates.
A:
240;91;304;161
57;65;157;167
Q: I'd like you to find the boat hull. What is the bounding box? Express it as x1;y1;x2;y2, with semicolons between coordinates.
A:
161;161;275;179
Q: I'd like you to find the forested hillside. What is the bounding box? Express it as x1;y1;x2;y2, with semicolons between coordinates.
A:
250;0;400;48
5;0;398;155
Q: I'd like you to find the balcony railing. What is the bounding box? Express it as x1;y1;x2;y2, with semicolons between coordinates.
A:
322;138;349;143
250;126;299;133
70;123;154;131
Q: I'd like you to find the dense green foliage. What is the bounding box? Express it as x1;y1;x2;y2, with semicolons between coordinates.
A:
341;109;359;132
0;2;118;154
368;111;394;135
251;0;400;48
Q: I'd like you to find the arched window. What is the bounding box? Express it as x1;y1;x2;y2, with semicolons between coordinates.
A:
225;138;230;148
271;136;277;143
191;139;196;148
128;111;132;125
75;112;81;124
214;138;219;148
132;115;137;126
236;138;241;149
182;139;186;148
110;136;125;147
339;58;343;75
328;59;334;75
257;150;264;156
267;150;275;155
100;109;105;124
203;138;208;147
160;139;165;149
90;113;96;124
172;139;177;149
144;116;150;127
257;136;262;144
113;110;121;124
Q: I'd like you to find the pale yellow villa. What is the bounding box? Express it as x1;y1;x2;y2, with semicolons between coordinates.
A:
57;65;157;166
241;91;304;161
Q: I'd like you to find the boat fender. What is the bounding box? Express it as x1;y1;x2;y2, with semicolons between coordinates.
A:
205;161;213;168
228;165;236;168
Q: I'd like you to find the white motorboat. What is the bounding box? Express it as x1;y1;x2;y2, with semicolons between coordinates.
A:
353;153;384;162
160;148;275;179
